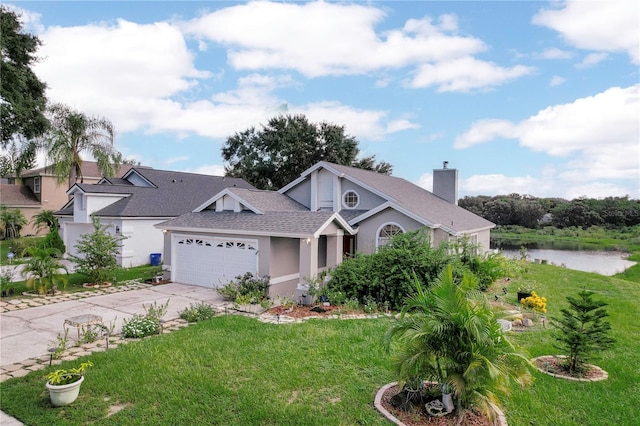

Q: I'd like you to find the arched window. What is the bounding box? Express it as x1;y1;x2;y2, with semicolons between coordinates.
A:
377;223;404;248
342;190;360;209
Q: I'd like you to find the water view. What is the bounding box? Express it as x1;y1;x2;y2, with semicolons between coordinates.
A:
495;248;635;276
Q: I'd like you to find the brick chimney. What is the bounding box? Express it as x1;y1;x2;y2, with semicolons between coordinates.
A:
433;161;458;205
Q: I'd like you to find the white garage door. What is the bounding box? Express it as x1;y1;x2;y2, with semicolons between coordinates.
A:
173;235;258;288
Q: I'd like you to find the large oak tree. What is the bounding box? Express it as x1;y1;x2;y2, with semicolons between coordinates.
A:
222;114;392;190
0;6;49;176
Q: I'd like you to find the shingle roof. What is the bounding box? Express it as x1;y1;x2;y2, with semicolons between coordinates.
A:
0;184;39;206
228;188;308;212
313;162;494;234
57;168;254;217
159;210;338;237
20;162;135;179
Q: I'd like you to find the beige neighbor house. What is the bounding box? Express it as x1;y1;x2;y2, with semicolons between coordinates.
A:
55;167;254;268
0;162;126;236
157;161;495;297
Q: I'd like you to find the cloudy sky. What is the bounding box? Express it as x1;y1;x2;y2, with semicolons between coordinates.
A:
8;1;640;199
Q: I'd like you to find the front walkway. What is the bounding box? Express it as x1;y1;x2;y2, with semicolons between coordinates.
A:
0;281;387;425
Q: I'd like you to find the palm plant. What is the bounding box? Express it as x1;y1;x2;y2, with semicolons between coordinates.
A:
0;205;27;239
31;209;59;233
42;103;123;188
384;264;533;420
21;247;68;295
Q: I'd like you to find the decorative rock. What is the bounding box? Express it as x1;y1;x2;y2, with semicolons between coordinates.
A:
522;318;534;327
512;319;523;327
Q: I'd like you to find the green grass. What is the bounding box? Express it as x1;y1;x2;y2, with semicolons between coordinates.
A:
1;265;157;298
1;263;639;425
0;317;394;425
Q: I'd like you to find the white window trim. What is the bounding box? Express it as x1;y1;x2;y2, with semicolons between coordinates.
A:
342;190;360;209
376;222;405;248
33;177;40;194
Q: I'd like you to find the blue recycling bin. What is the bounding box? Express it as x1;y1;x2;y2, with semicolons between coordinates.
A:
150;253;162;266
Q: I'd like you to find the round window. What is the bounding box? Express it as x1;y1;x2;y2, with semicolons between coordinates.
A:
343;191;359;208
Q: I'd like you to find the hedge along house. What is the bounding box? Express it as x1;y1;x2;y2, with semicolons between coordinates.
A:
55;168;254;267
157;161;494;297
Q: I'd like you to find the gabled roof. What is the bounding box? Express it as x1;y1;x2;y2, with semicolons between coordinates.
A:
282;161;494;235
160;186;356;237
57;168;254;218
0;184;39;206
19;161;135;179
196;188;308;214
157;210;354;238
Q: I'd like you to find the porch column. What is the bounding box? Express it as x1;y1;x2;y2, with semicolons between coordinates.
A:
326;230;344;269
299;237;318;282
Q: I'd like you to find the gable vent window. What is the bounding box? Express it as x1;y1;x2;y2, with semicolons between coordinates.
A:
342;190;359;209
377;223;404;248
33;177;41;194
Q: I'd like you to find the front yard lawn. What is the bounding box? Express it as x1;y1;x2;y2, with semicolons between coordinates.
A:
0;316;395;425
1;263;638;425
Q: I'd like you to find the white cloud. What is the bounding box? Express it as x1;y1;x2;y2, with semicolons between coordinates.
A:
576;52;609;68
184;1;530;91
165;156;189;165
550;76;566;86
533;1;640;64
34;19;210;133
536;47;573;60
455;85;640;197
4;4;44;33
460;174;544;197
408;57;534;92
186;164;226;176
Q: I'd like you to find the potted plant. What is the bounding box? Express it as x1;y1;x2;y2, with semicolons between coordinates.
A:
45;361;93;406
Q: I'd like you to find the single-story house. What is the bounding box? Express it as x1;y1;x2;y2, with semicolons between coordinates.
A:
157;161;495;297
55;167;254;267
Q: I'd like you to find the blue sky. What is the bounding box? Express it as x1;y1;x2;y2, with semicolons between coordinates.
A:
8;1;639;199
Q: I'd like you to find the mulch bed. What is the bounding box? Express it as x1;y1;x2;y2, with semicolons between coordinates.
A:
267;304;363;318
379;384;493;426
534;356;608;381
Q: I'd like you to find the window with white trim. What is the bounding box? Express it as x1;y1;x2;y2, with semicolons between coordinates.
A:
342;190;359;209
377;223;404;248
33;177;40;194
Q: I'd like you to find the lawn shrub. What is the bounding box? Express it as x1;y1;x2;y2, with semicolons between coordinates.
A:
179;302;216;322
217;272;269;304
328;230;452;309
328;230;516;309
40;228;65;253
122;300;169;338
122;315;159;338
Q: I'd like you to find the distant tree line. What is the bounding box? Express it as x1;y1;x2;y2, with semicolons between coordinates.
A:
459;194;640;229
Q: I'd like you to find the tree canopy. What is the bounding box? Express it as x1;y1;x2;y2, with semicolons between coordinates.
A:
222;114;392;190
43;103;124;187
0;6;49;175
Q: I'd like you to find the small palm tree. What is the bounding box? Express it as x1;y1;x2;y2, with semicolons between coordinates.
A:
43;103;123;188
0;205;27;239
31;209;59;233
384;264;533;421
21;247;68;295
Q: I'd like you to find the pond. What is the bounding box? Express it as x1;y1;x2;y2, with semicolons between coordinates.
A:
492;243;635;276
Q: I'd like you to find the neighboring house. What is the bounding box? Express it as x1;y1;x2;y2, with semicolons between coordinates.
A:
0;162;125;236
55;168;254;268
157;161;495;297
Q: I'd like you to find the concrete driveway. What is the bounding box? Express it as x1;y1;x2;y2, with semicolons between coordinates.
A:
0;283;226;367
